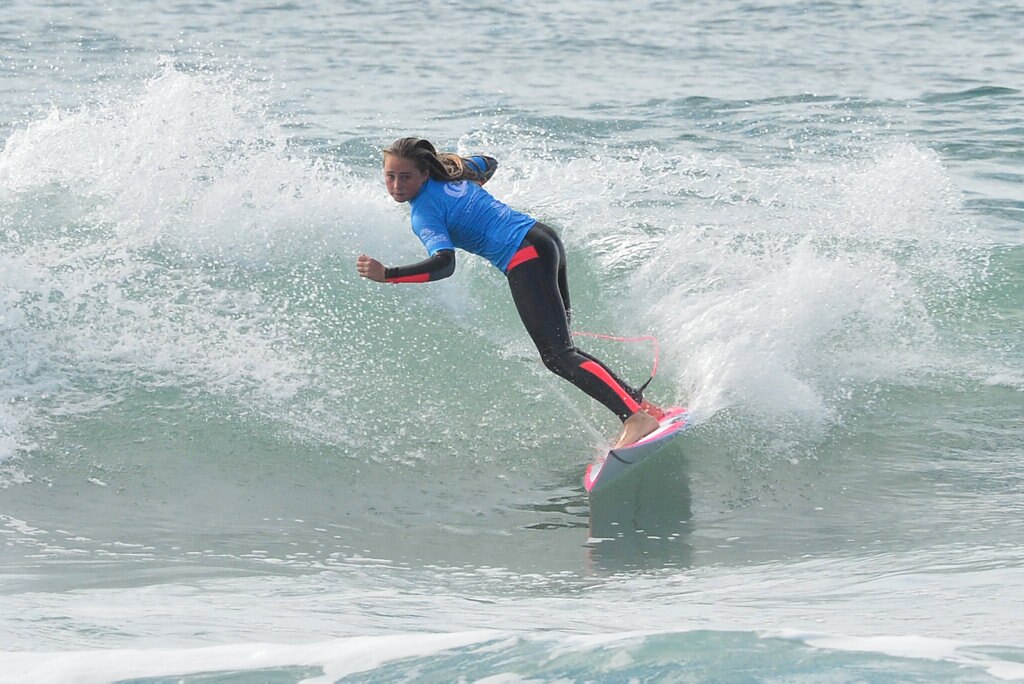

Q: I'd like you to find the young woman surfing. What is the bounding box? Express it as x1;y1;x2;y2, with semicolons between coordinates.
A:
356;138;662;449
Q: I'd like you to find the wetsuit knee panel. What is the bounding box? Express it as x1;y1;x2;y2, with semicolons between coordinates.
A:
539;346;578;377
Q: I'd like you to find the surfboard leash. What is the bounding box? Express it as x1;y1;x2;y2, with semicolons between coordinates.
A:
571;331;660;393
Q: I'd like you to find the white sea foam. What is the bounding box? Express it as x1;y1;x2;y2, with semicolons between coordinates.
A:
0;630;501;684
0;64;405;454
774;631;1024;681
503;141;982;428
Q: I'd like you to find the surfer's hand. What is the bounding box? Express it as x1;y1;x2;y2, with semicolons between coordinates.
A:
356;254;386;282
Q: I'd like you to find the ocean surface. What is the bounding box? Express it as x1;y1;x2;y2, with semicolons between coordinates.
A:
2;1;1023;681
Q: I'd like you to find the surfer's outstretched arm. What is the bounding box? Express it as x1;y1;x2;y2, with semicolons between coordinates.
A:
357;250;455;284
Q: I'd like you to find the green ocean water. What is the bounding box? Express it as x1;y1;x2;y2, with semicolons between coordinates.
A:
1;1;1022;681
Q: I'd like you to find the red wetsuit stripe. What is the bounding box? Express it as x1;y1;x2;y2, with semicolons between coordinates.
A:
506;245;539;272
387;273;431;284
580;360;641;415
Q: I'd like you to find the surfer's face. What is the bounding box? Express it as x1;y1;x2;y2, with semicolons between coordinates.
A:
384;155;429;203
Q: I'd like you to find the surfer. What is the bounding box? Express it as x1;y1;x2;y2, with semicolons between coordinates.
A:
356;137;662;448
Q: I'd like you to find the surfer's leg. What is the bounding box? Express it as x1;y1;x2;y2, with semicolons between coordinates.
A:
530;222;571;322
527;225;660;419
507;226;657;445
517;224;645;405
524;223;573;321
558;257;570;324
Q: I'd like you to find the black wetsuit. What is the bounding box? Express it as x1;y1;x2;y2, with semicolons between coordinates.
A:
382;158;643;421
505;222;643;420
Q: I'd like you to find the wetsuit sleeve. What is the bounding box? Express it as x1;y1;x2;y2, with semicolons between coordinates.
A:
465;155;498;184
384;249;456;283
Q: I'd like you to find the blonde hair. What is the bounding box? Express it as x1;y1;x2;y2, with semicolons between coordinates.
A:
382;138;488;183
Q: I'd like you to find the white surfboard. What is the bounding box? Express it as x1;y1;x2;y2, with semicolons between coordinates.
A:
583;407;690;494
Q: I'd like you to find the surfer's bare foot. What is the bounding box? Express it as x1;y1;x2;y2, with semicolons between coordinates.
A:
612;409;660;449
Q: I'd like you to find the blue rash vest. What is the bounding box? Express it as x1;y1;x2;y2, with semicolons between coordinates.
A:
408;176;536;273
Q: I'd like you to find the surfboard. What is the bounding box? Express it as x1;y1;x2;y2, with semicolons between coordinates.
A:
583;407;690;494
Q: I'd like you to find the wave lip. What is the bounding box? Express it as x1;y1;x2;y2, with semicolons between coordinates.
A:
920;86;1021;104
4;628;1023;683
0;630;502;684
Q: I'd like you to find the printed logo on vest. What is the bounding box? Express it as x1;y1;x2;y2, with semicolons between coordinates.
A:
418;227;447;250
443;181;468;198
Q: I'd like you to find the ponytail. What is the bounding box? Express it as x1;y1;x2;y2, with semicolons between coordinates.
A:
382;138;489;183
438;152;470;180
